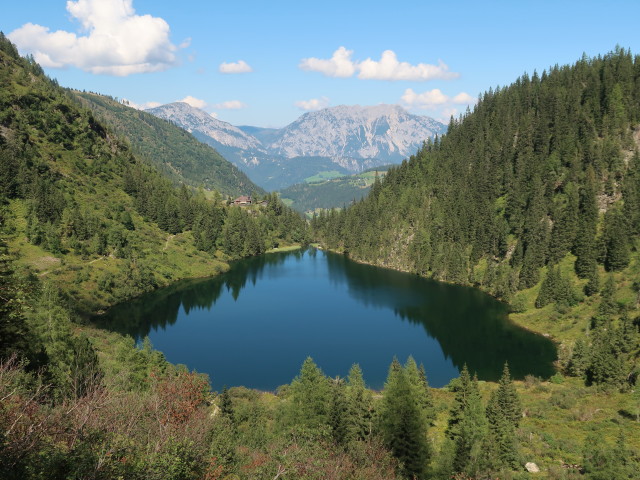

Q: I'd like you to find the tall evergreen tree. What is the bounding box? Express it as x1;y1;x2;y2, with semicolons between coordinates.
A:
328;377;350;446
378;359;431;480
288;357;330;431
485;363;521;469
452;373;487;477
346;364;373;441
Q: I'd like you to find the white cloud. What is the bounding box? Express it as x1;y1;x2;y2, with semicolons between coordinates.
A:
294;97;330;111
299;46;356;78
452;92;475;104
180;96;207;109
219;60;253;74
439;108;460;123
299;47;459;81
123;99;161;110
179;37;191;49
401;88;476;110
358;51;458;81
8;0;178;76
212;100;248;110
401;88;448;109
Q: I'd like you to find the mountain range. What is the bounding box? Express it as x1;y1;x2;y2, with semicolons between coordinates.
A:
146;102;446;190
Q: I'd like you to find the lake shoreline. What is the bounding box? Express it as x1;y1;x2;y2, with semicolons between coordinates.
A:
314;244;561;357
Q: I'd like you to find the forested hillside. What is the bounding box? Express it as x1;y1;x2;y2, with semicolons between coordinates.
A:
0;32;307;314
313;48;640;388
73;92;262;197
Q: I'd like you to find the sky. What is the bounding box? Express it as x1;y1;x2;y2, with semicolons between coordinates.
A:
3;0;640;128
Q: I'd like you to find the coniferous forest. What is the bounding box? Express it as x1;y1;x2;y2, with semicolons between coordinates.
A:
1;31;640;480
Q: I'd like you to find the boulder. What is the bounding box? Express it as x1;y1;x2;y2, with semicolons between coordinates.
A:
525;462;540;473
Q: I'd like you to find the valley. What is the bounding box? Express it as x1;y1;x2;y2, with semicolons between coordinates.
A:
147;101;445;191
1;20;640;480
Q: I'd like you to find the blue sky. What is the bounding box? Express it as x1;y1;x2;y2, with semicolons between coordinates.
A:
3;0;640;127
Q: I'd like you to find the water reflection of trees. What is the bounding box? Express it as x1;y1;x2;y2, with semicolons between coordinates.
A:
94;250;300;339
96;248;555;381
324;252;556;381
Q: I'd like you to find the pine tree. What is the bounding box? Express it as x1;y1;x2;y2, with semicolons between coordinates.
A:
446;364;474;439
405;357;435;424
378;359;431;480
602;210;630;271
329;377;350;446
219;386;234;421
346;364;373;441
452;373;487;477
288;357;330;431
485;363;521;468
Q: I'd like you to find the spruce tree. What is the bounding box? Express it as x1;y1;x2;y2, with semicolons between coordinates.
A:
446;364;474;439
603;210;630;271
535;267;558;308
452;373;487;477
288;357;330;431
574;167;598;279
405;357;435;425
379;359;431;480
219;386;234;421
346;364;373;441
485;363;521;469
586;323;625;387
329;377;350;446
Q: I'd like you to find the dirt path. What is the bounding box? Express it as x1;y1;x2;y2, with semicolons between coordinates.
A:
163;234;175;251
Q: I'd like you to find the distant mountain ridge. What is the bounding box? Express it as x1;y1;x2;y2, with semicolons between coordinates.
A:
148;102;264;152
266;104;445;162
146;102;446;190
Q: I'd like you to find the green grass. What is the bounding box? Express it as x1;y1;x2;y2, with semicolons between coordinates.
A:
7;198;229;314
304;170;346;183
266;245;302;253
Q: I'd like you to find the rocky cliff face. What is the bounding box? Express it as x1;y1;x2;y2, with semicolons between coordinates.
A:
266;104;446;162
147;102;265;152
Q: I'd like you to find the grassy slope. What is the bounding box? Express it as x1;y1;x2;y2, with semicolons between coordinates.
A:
281;169;388;214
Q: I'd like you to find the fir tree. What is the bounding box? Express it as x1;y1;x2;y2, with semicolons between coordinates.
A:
452;373;487;477
485;363;521;469
378;359;431;480
219;386;234;421
346;364;373;441
329;377;350;446
288;357;330;431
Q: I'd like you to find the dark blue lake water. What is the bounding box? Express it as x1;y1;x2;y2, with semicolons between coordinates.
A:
96;248;556;390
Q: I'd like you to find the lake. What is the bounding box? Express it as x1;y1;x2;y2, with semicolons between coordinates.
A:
96;248;556;391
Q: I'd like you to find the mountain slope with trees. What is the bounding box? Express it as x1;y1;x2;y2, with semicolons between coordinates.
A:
313;48;640;389
0;33;306;314
72;92;262;197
